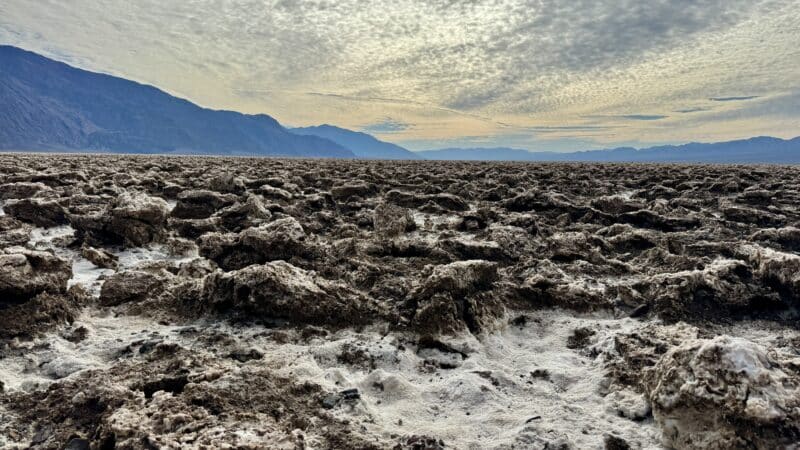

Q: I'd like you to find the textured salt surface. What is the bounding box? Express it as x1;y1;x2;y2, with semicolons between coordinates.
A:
0;307;663;448
27;224;196;295
0;311;181;392
0;226;700;447
3;157;799;448
412;211;463;230
3;221;799;448
5;307;789;449
255;311;662;449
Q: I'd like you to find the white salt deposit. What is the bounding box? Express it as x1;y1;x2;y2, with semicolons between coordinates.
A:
26;224;196;295
0;311;181;392
412;211;462;230
719;338;770;378
247;310;663;449
11;214;797;448
0;308;665;448
5;290;797;449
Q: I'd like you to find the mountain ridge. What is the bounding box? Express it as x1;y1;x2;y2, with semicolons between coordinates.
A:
416;136;800;163
291;124;420;160
0;45;354;158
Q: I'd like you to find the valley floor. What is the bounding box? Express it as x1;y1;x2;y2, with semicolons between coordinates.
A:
1;155;799;449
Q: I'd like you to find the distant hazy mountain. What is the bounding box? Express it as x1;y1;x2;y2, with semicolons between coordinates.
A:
292;124;420;160
0;45;354;157
417;136;800;164
416;147;538;161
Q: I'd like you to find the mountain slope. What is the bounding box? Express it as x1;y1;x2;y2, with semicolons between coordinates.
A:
292;124;420;159
0;46;354;157
417;137;800;163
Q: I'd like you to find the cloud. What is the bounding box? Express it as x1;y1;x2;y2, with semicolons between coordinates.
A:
709;96;760;102
620;115;669;121
523;125;619;133
361;118;412;134
582;114;668;121
0;0;797;149
675;107;710;113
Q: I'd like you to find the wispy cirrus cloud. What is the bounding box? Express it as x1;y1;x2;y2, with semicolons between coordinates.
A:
362;118;412;134
582;114;668;121
709;96;760;102
620;115;669;121
675;107;711;113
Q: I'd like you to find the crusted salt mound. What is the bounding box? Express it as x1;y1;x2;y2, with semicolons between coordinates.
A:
750;226;800;252
215;194;272;232
208;172;246;194
198;216;313;271
69;191;169;247
372;202;416;237
80;245;118;270
0;247;85;339
238;217;310;261
404;260;502;334
635;258;780;322
4;198;68;227
739;244;800;301
109;192;170;246
201;261;386;326
644;336;800;449
0;248;71;304
169;189;238;219
0;290;86;340
99;269;172;307
0;216;31;247
0;181;52;200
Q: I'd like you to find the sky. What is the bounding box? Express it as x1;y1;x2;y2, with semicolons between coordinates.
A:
1;0;798;151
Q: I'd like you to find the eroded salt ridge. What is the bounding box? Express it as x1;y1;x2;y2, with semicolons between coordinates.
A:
1;155;799;449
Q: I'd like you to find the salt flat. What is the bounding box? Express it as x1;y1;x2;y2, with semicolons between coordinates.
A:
1;154;799;449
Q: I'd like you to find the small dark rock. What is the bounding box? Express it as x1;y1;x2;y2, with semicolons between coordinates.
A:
322;394;340;409
341;388;361;401
138;339;164;354
229;348;264;363
394;435;446;450
566;327;596;350
65;437;91;450
629;303;650;318
65;326;89;343
604;434;631;450
510;315;528;327
530;369;550;381
81;245;119;270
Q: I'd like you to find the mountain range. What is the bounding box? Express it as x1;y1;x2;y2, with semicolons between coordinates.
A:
1;45;798;164
416;137;800;164
0;45;353;157
292;125;419;159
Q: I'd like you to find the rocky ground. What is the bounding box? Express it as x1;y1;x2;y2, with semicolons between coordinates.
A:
0;154;798;449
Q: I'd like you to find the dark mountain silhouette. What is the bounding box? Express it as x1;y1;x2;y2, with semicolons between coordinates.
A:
291;124;420;159
417;136;800;164
0;45;354;157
